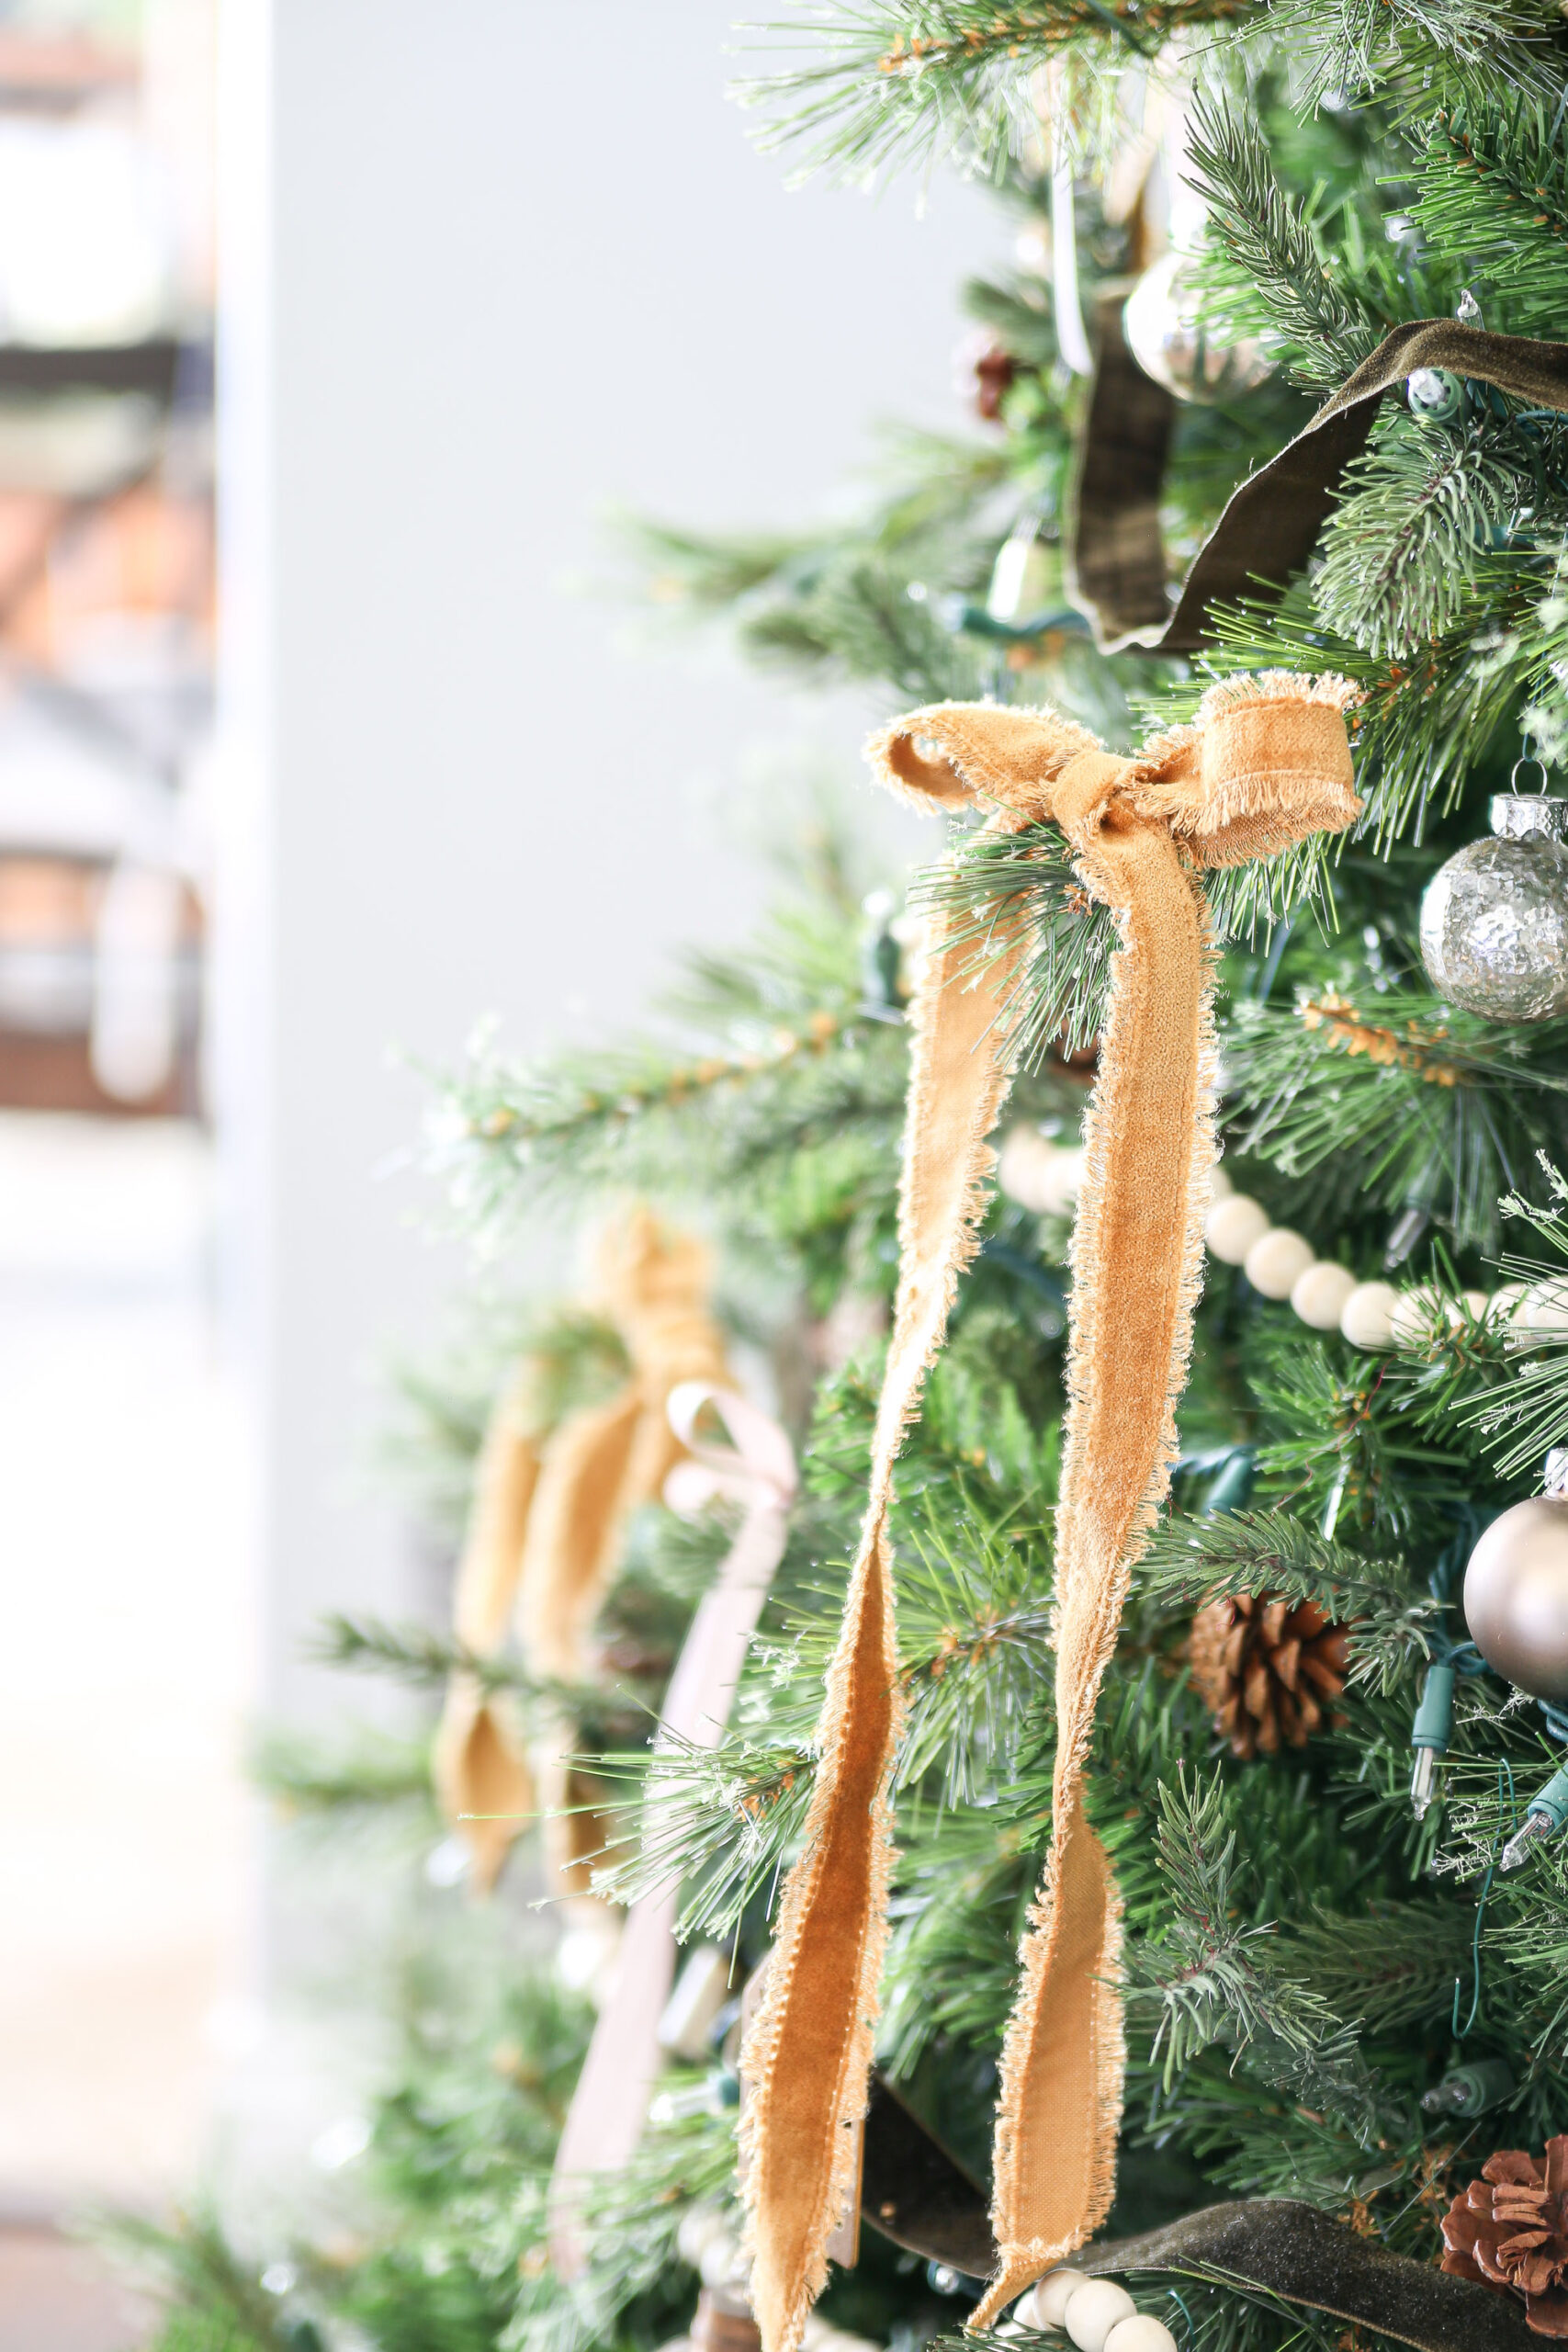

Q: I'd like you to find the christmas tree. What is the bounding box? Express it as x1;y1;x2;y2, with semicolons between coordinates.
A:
133;12;1568;2352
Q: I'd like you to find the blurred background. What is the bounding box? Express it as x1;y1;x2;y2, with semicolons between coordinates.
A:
0;3;997;2343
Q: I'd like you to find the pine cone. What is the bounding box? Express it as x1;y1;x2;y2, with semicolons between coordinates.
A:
971;342;1017;421
1188;1591;1349;1759
1441;2138;1568;2335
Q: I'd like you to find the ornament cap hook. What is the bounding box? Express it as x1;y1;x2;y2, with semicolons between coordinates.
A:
1488;789;1568;841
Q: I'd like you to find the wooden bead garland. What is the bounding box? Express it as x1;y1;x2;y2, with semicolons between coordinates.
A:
1012;2267;1176;2352
1064;2281;1137;2352
998;1127;1568;1350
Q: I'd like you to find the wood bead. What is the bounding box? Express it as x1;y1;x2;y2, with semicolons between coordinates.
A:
1065;2281;1137;2352
1525;1282;1568;1335
1103;2320;1178;2352
1021;2269;1090;2330
1042;1145;1086;1216
1291;1260;1357;1330
997;1129;1084;1216
676;2208;731;2268
997;1129;1057;1214
1389;1284;1449;1345
1204;1192;1270;1264
698;2233;743;2289
1339;1280;1398;1350
1244;1226;1314;1300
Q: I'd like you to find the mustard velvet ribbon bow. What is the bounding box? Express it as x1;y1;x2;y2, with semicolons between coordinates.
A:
739;676;1361;2352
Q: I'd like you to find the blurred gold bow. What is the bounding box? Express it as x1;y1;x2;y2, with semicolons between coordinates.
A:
433;1205;728;1894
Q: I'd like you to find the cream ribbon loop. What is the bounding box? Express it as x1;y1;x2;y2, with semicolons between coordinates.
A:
549;1382;797;2277
741;677;1359;2352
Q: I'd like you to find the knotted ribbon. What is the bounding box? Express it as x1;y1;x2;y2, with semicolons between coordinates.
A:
549;1382;797;2276
434;1206;729;1894
739;675;1360;2352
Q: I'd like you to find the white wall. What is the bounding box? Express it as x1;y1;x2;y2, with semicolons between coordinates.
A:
217;0;1001;1726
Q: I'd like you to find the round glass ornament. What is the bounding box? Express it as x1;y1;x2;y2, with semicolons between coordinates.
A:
1122;253;1271;406
1463;1452;1568;1703
1419;785;1568;1021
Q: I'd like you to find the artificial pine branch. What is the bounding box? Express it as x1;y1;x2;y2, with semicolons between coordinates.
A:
617;515;815;608
252;1725;438;1817
305;1611;663;1768
1466;1160;1568;1472
426;862;922;1304
1411;101;1568;333
739;551;987;699
1266;0;1560;108
1246;1331;1483;1541
309;1611;544;1696
732;4;1247;189
513;2111;736;2352
1184;91;1382;390
1125;1769;1378;2135
879;1825;1036;2074
804;1486;1055;1803
1314;417;1526;658
587;1730;817;1941
915;818;1117;1062
101;2213;304;2352
590;1494;1055;1929
1224;981;1568;1248
437;1010;888;1190
617;430;1016;701
1284;1901;1475;2030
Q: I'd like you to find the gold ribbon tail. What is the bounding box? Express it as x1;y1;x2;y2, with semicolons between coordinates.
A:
974;764;1216;2321
433;1375;541;1892
743;890;1027;2352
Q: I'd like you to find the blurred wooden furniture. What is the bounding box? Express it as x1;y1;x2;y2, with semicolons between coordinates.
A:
0;850;201;1115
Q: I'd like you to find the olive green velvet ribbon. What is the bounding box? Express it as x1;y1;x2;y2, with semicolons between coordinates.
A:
1074;318;1568;652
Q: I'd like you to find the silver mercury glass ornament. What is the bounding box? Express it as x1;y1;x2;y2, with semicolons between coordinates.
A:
1122;252;1272;407
1419;766;1568;1021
